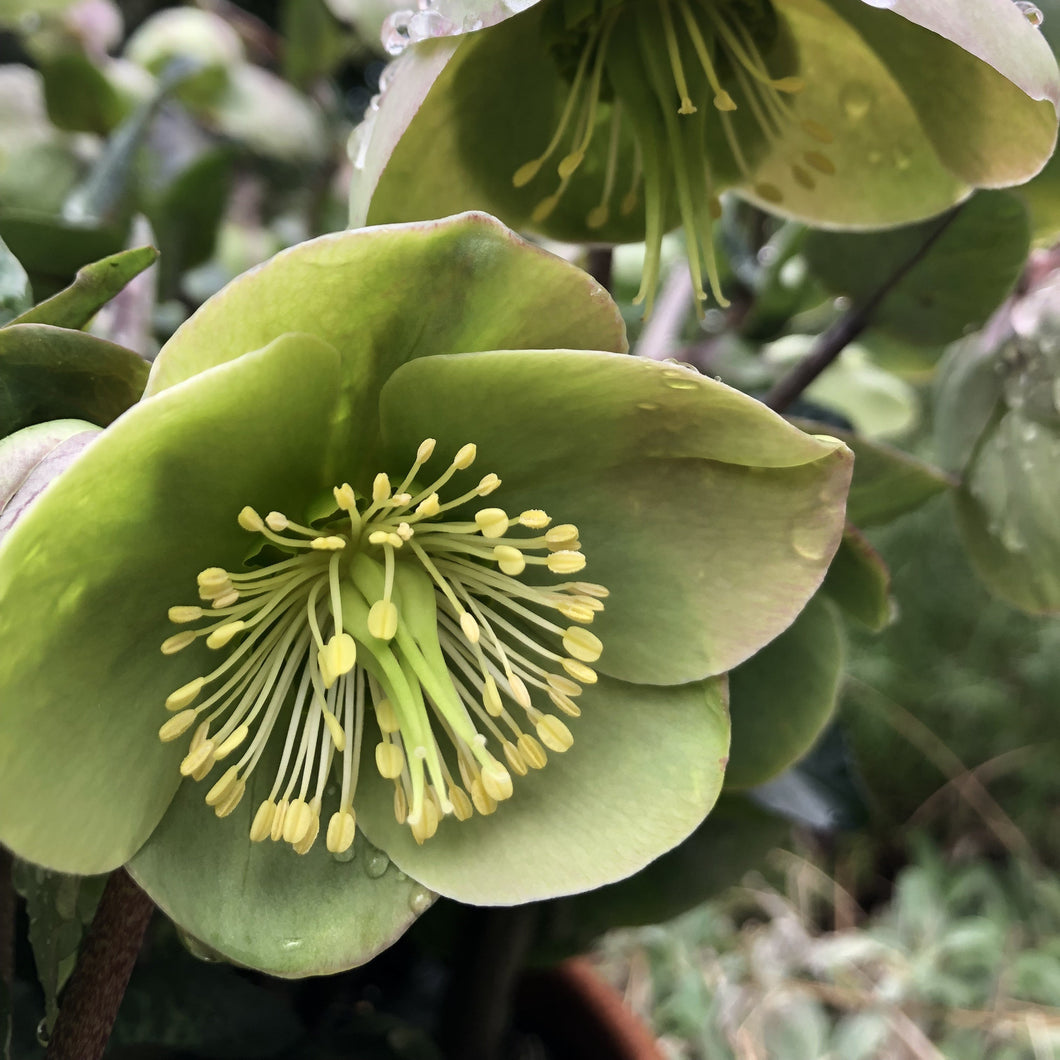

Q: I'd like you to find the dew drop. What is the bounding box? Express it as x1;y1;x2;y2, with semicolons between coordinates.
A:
636;401;661;411
791;520;831;562
839;82;873;122
36;1019;50;1047
999;517;1026;553
365;851;390;878
892;145;912;171
381;10;412;55
661;368;699;391
1016;1;1044;26
409;886;433;914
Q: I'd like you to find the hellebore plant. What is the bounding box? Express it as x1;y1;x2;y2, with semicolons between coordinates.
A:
350;0;1060;314
0;213;851;976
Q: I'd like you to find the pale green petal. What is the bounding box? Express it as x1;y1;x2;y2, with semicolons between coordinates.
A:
356;675;729;905
0;333;343;874
128;740;425;978
379;351;852;681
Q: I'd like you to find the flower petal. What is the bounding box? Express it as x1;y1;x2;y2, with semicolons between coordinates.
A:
379;351;852;682
356;674;729;904
128;739;426;978
0;333;343;873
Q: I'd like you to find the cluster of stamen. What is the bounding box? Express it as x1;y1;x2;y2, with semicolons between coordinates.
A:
518;0;834;315
159;440;607;856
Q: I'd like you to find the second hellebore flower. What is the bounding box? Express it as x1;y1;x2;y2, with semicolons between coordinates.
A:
0;214;850;975
350;0;1060;314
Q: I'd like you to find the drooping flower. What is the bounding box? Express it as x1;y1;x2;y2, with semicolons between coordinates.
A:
0;213;851;975
349;0;1060;314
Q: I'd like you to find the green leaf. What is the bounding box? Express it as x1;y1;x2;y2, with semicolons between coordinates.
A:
0;212;128;301
792;421;953;527
527;795;788;961
0;333;345;874
129;739;427;978
803;192;1030;346
724;594;845;790
0;324;149;437
956;409;1060;613
10;861;106;1034
282;0;353;86
38;50;124;136
0;238;31;327
380;352;851;683
821;527;893;632
355;675;730;905
11;245;158;331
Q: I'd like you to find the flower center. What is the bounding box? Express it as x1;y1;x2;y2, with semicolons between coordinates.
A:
158;440;608;856
519;0;833;315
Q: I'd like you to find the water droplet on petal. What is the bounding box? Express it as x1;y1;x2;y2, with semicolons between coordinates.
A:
409;886;433;914
1016;1;1044;26
839;82;873;122
365;851;390;878
37;1020;50;1047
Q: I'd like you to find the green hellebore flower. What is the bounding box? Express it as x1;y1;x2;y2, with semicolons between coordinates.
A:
350;0;1060;315
0;213;851;976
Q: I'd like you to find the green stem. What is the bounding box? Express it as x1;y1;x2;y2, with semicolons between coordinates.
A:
45;870;154;1060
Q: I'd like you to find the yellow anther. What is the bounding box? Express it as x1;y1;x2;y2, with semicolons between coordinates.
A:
755;182;783;203
517;733;548;770
375;698;400;734
293;807;320;854
573;581;609;598
386;532;403;548
410;797;440;845
394;784;408;824
238;506;265;532
502;740;529;776
556;600;596;624
545;524;579;547
168;605;203;623
180;739;216;777
547;689;582;717
210;589;240;609
265;511;288;531
161;630;197;655
415;493;441;517
368;599;399;640
804;151;835;175
532;192;563;225
494;545;525;576
562;658;597;684
475;507;510;539
206;621;245;650
283;798;313;844
417;438;437;463
372;473;391;502
197;567;229;589
477;473;500;495
481;760;513;802
587;204;609;228
460;612;480;644
326;809;357;854
205;765;241;807
215;778;246;819
774;76;804;92
537;714;574;752
376;741;405;779
368;530;390;545
470;778;497;816
519;509;551;529
546;673;582;697
563;626;603;663
158;709;199;742
449;785;473;821
508;674;532;711
310;535;346;550
333;483;357;510
166;677;205;711
713;90;737;111
321;706;346;752
454;443;477;469
802;119;834;143
482;675;503;717
270;798;289;842
319;632;357;687
547;551;586;574
215;724;249;759
250;799;276;842
558;149;586;178
513;159;544;187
